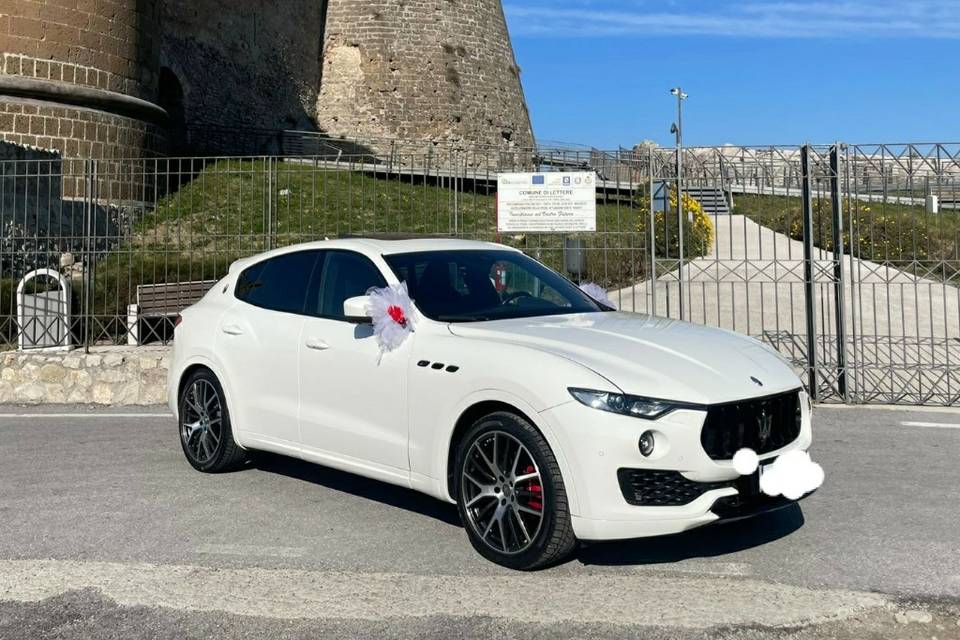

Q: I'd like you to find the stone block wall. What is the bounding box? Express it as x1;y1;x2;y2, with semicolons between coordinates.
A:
1;0;533;162
0;97;164;163
0;1;160;101
0;346;169;405
318;0;534;150
0;0;164;161
159;0;325;141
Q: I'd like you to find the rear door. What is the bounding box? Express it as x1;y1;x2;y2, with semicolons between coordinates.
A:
216;250;322;452
298;250;411;477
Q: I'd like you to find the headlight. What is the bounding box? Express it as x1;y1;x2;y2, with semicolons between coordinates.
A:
568;388;689;420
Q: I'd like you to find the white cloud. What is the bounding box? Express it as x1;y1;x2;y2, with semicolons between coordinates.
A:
504;1;960;38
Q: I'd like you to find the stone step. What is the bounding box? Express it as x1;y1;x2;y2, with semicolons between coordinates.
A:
683;187;731;216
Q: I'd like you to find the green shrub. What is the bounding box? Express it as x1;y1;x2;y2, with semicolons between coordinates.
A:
737;194;959;277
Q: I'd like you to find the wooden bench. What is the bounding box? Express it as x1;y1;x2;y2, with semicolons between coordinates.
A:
127;280;218;345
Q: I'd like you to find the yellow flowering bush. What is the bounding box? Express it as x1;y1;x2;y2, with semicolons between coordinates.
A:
635;188;716;259
670;189;716;251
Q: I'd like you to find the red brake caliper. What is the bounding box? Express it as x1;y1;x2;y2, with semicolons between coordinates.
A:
523;464;542;511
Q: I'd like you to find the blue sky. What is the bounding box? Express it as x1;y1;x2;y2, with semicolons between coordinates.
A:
503;1;960;149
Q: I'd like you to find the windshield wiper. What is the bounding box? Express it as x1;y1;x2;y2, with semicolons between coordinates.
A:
437;314;492;322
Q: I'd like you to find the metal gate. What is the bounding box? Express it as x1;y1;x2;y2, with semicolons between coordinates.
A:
632;143;960;406
1;138;957;405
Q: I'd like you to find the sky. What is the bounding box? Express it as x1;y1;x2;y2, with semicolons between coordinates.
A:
503;1;960;149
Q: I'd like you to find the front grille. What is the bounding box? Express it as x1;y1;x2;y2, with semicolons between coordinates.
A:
617;469;733;506
700;389;802;460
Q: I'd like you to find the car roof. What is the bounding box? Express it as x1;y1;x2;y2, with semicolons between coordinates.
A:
228;237;519;273
342;237;517;256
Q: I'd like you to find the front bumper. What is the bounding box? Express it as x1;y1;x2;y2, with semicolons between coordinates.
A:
539;391;813;541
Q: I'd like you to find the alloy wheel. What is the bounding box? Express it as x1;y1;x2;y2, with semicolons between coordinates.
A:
460;430;545;555
180;378;223;465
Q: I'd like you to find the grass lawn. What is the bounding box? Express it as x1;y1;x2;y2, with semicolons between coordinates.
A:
4;159;713;346
9;160;957;348
102;158;711;303
8;160;957;348
735;193;960;279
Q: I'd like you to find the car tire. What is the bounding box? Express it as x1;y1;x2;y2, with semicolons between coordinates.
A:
178;368;246;473
454;411;577;570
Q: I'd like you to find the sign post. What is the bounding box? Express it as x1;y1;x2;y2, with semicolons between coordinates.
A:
496;172;597;233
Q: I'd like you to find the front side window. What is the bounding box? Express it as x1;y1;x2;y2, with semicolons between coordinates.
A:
313;251;387;319
384;250;605;322
235;250;321;314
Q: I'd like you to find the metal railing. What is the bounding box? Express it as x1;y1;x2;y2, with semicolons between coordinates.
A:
1;140;958;405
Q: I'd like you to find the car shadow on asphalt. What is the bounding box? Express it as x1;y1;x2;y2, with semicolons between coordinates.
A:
576;504;805;566
250;452;463;528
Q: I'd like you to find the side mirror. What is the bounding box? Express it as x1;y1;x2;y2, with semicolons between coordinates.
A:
343;295;373;324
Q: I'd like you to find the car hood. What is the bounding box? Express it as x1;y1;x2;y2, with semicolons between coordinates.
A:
447;312;801;404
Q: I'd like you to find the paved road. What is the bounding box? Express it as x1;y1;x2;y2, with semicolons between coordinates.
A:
0;404;958;639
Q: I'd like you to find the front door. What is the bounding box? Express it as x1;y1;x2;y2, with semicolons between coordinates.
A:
298;250;411;477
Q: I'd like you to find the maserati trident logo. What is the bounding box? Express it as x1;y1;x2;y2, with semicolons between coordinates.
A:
757;409;773;445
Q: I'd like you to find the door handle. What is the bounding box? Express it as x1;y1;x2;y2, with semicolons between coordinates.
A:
305;337;331;351
221;325;244;336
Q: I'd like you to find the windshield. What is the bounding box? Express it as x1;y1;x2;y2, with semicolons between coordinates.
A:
384;249;608;322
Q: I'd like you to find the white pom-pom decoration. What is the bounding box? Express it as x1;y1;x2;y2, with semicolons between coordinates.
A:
732;448;759;475
366;281;418;356
757;449;825;499
580;282;614;308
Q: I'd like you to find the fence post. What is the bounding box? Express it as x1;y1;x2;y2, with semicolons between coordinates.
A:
265;156;274;251
82;159;96;352
676;147;685;321
648;146;657;316
829;144;849;401
800;145;819;401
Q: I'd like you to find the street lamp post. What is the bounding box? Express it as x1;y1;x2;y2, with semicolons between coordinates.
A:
670;87;688;320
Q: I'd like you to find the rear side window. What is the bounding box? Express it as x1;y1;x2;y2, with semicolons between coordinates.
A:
235;251;321;314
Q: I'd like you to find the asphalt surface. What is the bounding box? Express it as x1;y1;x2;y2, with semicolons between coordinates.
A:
0;404;958;639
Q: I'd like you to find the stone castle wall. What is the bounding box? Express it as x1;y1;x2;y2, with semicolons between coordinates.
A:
1;0;532;161
1;1;160;99
0;0;165;160
318;0;533;149
0;97;163;162
158;0;325;150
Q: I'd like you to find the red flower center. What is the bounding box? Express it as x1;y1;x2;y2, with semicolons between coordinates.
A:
387;305;407;326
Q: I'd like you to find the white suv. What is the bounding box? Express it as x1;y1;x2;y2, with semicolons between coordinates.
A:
169;238;813;570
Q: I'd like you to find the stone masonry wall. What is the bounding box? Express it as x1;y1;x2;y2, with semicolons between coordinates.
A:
0;97;164;161
0;346;169;405
317;0;534;149
0;1;161;101
159;0;325;137
0;1;164;161
2;0;534;161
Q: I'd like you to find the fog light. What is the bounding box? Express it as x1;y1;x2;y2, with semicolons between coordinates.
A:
639;431;655;457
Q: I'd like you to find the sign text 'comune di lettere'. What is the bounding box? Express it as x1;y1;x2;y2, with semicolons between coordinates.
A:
497;172;597;233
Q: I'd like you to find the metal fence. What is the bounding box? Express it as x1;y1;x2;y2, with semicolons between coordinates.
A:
1;139;958;405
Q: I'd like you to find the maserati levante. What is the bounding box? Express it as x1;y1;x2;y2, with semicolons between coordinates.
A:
169;238;813;569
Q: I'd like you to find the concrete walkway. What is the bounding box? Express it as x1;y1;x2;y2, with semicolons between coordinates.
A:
610;215;960;402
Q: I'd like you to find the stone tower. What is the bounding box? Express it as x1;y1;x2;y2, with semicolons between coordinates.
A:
0;0;166;159
0;0;534;161
317;0;534;149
